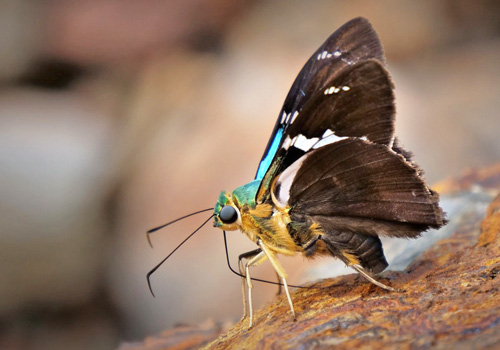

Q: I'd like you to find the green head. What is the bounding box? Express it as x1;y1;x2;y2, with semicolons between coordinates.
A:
213;180;261;230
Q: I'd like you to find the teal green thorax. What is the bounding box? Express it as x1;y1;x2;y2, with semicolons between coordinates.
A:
213;177;302;256
214;179;261;227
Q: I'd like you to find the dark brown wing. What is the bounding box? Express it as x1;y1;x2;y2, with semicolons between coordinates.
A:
278;138;446;237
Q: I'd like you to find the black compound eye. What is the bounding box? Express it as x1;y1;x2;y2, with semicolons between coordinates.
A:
219;205;238;224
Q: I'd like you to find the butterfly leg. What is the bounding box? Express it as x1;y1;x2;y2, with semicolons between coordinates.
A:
242;250;267;327
238;249;262;320
275;271;283;296
351;264;396;292
257;239;296;321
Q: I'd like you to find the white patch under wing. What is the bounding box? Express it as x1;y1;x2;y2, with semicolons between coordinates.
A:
273;154;308;207
282;135;292;150
290;111;299;124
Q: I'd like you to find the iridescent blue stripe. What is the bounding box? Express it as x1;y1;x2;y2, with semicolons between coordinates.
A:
255;127;283;180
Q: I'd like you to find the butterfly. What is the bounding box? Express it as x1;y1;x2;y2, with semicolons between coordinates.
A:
211;17;447;327
148;17;447;328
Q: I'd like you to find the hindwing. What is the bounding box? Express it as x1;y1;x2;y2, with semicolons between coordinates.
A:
274;138;446;238
253;17;446;246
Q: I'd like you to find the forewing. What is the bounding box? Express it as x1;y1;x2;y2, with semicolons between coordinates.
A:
275;138;446;238
257;59;395;202
285;59;395;148
279;17;385;124
255;17;386;181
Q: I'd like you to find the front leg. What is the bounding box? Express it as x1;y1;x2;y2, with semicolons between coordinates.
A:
257;240;296;321
239;249;282;296
238;249;262;320
240;249;267;327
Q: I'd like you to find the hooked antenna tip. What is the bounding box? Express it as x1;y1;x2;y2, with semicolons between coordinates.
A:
147;275;156;297
146;232;154;248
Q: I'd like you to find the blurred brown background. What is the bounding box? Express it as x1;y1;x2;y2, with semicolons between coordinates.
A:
1;0;499;349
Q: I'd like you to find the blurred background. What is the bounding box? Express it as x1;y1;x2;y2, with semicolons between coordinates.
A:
1;0;499;348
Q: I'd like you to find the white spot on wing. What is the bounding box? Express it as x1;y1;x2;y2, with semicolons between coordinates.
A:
293;134;319;152
322;129;334;138
324;86;335;95
280;111;287;124
290;111;299;123
318;50;341;61
282;135;292;150
324;85;350;95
